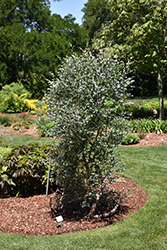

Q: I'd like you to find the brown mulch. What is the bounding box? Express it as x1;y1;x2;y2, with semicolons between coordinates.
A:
1;126;166;236
0;176;148;236
4;125;40;138
122;132;167;147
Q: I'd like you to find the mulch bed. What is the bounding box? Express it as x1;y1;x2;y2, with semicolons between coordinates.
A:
0;176;148;236
1;127;166;236
122;132;167;147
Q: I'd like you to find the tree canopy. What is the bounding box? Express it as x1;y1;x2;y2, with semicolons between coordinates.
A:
0;0;52;31
0;0;88;99
93;0;167;119
82;0;111;44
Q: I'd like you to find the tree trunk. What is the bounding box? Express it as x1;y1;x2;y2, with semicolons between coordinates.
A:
157;54;165;120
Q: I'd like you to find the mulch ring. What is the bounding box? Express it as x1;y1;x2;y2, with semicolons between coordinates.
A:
0;176;148;236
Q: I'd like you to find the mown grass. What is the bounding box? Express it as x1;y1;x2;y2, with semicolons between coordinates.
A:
7;134;59;147
0;144;167;249
126;95;167;105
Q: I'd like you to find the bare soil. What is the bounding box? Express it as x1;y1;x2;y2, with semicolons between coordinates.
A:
1;126;166;236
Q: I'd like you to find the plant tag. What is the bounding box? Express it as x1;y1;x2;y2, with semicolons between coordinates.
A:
56;215;63;228
56;215;63;223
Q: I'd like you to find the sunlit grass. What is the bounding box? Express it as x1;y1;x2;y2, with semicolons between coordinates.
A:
7;134;59;147
126;95;167;105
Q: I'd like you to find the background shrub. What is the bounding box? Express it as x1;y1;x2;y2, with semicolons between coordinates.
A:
107;101;155;118
8;112;36;127
0;143;58;196
35;116;55;137
0;82;31;99
130;118;167;133
122;134;140;145
0;113;12;126
141;101;167;117
124;102;155;118
0;82;38;113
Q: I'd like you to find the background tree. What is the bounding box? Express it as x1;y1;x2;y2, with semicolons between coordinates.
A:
82;0;111;44
20;14;88;98
0;0;88;99
0;0;52;32
93;0;167;119
44;50;132;218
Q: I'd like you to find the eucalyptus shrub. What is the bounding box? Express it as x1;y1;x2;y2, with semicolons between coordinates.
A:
44;50;133;217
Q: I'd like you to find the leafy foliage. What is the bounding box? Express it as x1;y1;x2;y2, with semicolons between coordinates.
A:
0;113;12;126
122;134;140;145
93;0;167;119
44;50;133;216
35;116;55;137
124;102;155;118
0;0;52;31
160;120;167;134
0;0;88;98
130;118;167;134
0;143;58;196
0;82;31;99
141;101;167;116
0;82;38;113
107;101;155;118
0;129;13;147
82;0;111;43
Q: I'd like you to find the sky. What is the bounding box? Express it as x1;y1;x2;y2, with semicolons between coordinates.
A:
50;0;88;25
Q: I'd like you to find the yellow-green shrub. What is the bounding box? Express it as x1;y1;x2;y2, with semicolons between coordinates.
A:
0;82;38;113
23;99;38;111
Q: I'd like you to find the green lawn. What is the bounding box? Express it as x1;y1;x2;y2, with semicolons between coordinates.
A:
7;134;59;147
0;144;167;249
126;95;167;105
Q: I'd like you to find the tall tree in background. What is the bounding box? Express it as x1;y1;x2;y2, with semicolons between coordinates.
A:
93;0;167;119
0;0;52;88
0;0;52;31
19;14;88;98
0;0;88;98
82;0;111;44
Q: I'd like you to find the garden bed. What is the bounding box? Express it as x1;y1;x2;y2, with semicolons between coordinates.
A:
1;127;166;236
0;176;148;236
4;125;39;137
4;125;167;146
121;133;167;147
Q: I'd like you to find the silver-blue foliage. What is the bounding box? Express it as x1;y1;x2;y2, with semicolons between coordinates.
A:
44;49;133;216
